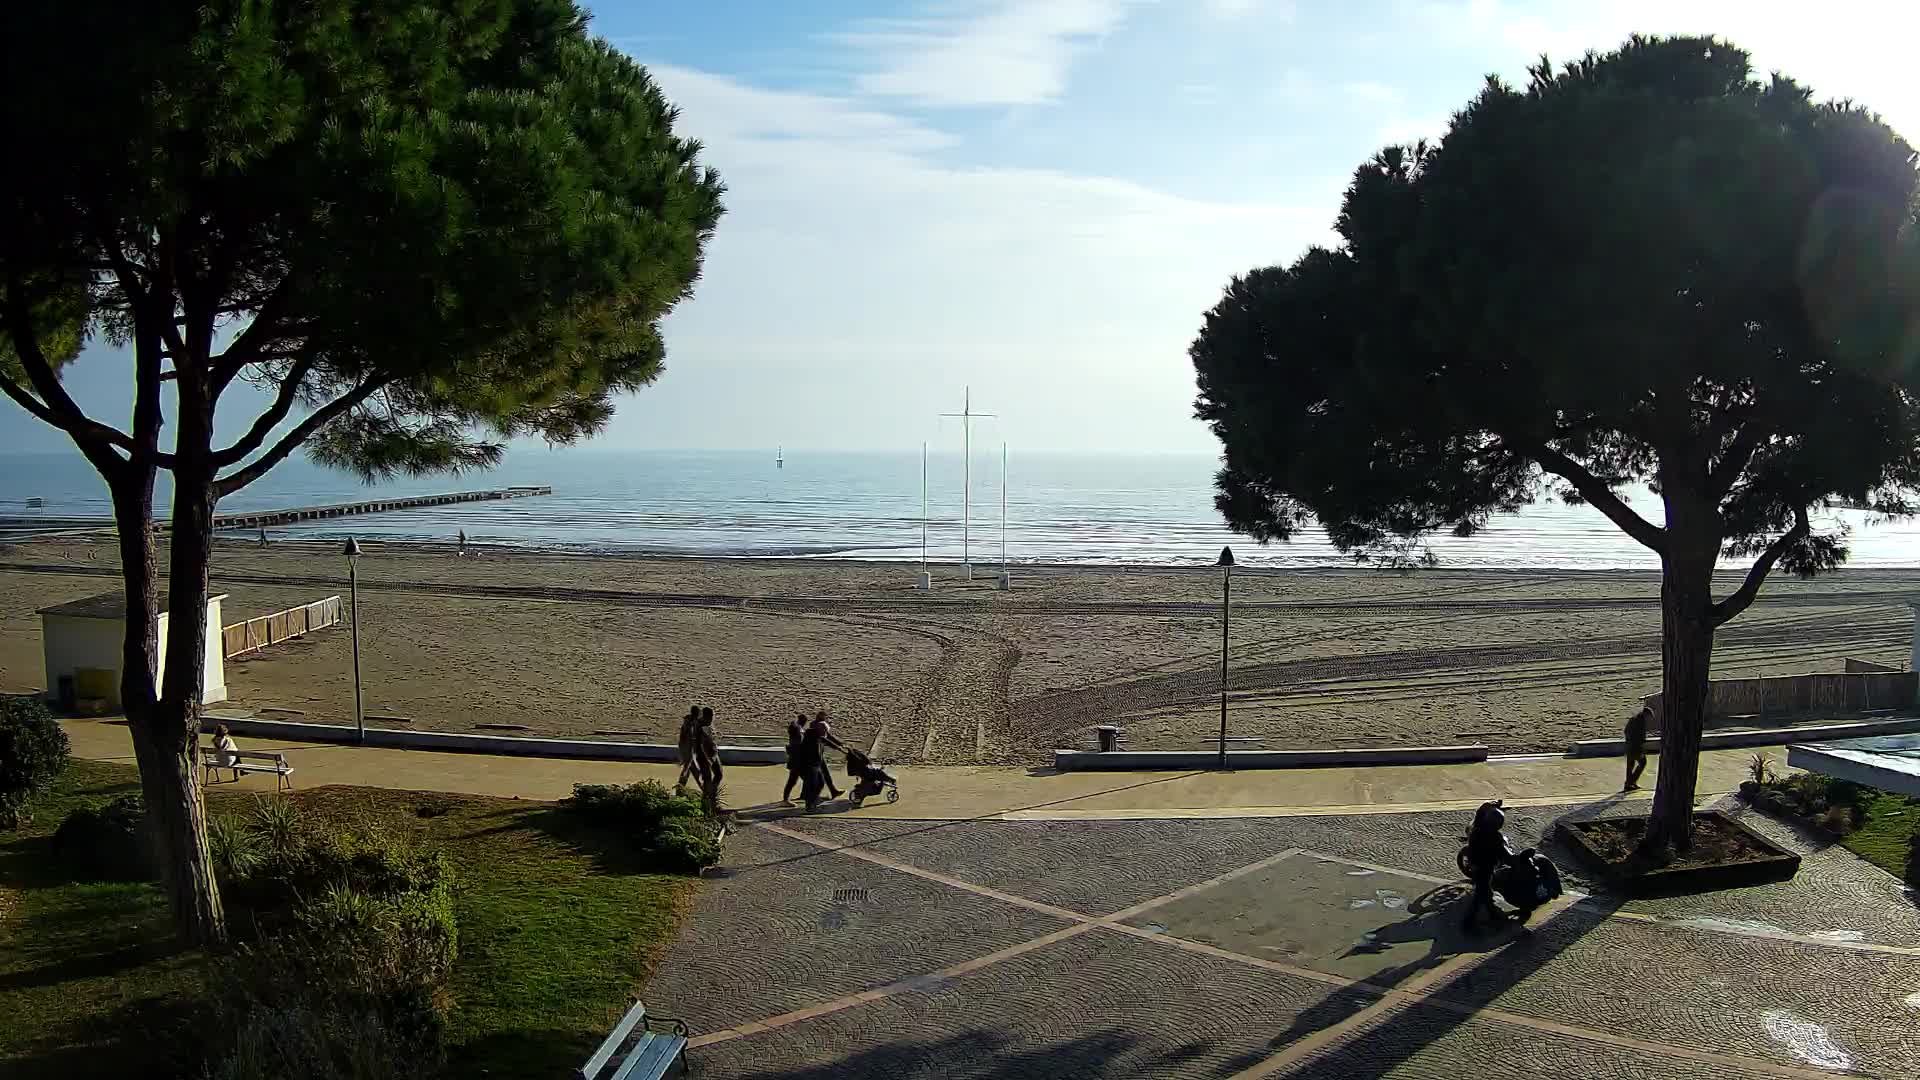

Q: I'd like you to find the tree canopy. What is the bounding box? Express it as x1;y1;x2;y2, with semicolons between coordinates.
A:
1191;35;1920;847
3;0;724;489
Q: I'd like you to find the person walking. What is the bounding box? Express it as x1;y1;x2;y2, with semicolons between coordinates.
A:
694;706;724;815
782;712;809;805
674;704;701;794
1623;706;1652;791
810;711;846;799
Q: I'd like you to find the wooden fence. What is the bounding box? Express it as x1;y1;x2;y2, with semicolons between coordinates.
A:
1641;669;1918;724
223;595;343;659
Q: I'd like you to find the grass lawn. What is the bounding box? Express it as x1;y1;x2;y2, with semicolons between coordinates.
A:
1841;788;1920;882
0;761;698;1078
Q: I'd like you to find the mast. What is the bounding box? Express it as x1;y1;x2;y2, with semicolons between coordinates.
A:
940;387;994;581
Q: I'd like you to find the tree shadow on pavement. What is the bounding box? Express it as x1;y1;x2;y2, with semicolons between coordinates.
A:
1220;890;1625;1078
720;1026;1229;1079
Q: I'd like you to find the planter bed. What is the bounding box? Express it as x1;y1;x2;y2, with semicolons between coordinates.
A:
1556;810;1800;896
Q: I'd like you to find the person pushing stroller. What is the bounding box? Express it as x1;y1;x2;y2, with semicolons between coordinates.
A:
843;748;899;807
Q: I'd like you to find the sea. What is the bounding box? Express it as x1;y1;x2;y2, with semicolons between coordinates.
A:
1;448;1917;570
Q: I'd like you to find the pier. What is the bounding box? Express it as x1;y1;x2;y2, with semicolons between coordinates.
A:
199;486;552;531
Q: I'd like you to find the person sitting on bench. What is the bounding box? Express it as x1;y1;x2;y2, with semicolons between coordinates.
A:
213;724;241;783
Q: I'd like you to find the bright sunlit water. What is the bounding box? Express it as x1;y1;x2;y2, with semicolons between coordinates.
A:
2;448;1917;569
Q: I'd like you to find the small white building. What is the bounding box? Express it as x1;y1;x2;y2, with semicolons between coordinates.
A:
39;592;229;709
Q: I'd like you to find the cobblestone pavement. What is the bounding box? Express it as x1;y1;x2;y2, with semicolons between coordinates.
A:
647;801;1920;1079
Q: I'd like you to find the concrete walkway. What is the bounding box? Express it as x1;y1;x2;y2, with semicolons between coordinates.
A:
63;717;1760;820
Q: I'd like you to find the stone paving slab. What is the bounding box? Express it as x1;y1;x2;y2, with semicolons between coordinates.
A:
1278;1002;1794;1080
1427;903;1920;1077
690;925;1376;1080
1125;854;1519;988
646;827;1074;1034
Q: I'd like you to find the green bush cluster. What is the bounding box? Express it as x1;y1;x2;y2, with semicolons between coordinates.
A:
563;780;721;872
52;793;156;881
0;694;69;827
202;799;458;1079
1741;772;1868;836
1906;830;1920;887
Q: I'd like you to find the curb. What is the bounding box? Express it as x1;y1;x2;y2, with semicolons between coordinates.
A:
1051;744;1488;772
1567;714;1920;757
199;714;789;765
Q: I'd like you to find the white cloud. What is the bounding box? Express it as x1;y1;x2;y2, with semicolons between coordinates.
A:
834;0;1139;107
633;64;1328;451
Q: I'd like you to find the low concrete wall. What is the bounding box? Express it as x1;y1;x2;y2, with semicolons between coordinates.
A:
200;714;787;765
1640;670;1918;722
1569;714;1920;757
1052;744;1488;772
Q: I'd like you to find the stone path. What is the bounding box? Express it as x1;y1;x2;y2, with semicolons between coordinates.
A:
650;800;1920;1079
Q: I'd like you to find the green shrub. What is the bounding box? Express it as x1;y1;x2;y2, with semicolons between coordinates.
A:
564;780;701;827
209;813;263;882
1906;830;1920;887
209;823;460;1078
52;793;156;881
0;694;69;827
562;780;719;871
653;820;722;873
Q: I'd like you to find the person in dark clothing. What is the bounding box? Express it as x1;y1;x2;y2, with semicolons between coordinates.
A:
674;705;701;794
694;706;723;815
798;710;844;809
1461;799;1515;930
1623;706;1651;791
810;711;846;798
782;713;810;804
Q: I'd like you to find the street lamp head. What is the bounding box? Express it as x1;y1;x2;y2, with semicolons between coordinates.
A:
1217;546;1234;567
343;537;362;559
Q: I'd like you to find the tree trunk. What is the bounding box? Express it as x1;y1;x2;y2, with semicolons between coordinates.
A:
1646;519;1719;854
156;434;228;945
108;468;225;944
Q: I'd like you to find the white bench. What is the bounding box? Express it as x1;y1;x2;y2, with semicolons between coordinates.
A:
200;746;295;793
579;1000;688;1080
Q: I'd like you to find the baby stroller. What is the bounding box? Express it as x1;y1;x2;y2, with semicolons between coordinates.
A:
844;749;900;808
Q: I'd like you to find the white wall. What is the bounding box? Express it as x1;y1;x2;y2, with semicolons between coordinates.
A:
41;597;228;708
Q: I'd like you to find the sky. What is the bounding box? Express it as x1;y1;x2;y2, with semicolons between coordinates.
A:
12;0;1920;457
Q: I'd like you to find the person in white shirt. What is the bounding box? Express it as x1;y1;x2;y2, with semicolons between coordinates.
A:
213;724;240;783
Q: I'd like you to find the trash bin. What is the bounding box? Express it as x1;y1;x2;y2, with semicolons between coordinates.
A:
1095;725;1120;752
56;675;76;713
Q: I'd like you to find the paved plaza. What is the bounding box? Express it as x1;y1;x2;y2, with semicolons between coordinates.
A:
651;798;1920;1079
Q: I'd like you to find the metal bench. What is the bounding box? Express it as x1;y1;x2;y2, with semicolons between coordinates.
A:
200;746;295;793
579;1000;689;1080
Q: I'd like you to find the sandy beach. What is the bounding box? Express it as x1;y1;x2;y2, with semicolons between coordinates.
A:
2;535;1915;764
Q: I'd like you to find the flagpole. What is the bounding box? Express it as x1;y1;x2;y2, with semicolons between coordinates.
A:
999;441;1009;590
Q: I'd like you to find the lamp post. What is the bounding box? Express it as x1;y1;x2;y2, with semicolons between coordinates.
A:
1217;545;1234;770
344;536;364;745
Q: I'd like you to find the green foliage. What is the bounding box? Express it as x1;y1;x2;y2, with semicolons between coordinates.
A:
562;780;719;871
52;794;156;882
1192;34;1920;568
0;695;69;828
1;0;725;487
1906;828;1920;886
209;812;460;1078
1746;771;1869;835
1746;752;1776;786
